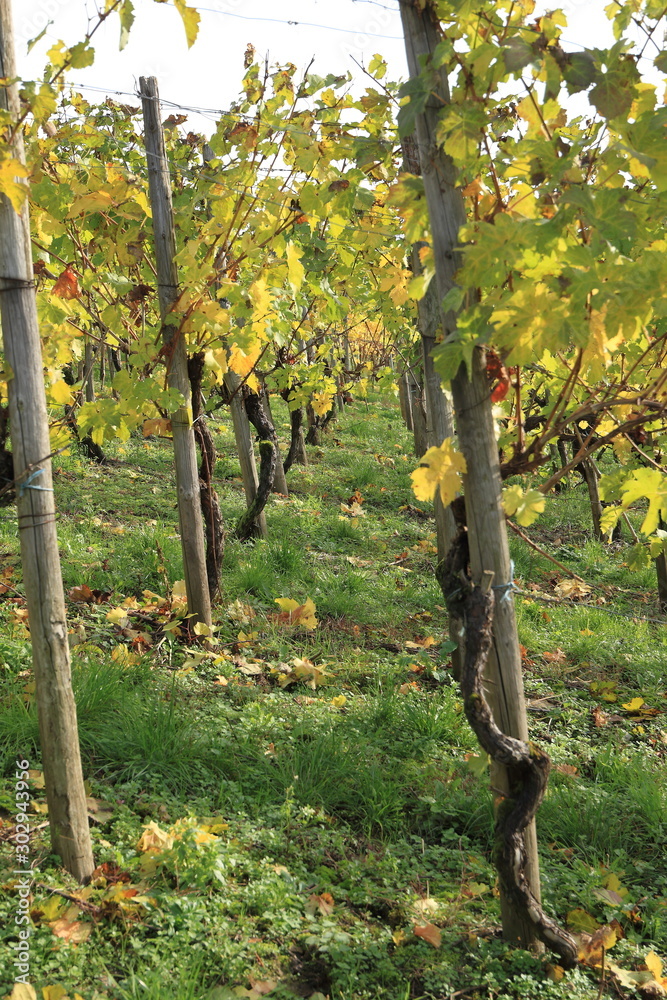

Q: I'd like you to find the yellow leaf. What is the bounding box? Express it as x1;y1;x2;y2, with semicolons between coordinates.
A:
9;985;37;1000
330;695;347;708
645;951;666;984
172;579;187;600
311;390;333;417
136;820;173;853
553;579;592;600
274;597;318;630
286;241;305;295
410;438;466;507
204;348;227;383
67;189;115;217
0;153;29;213
502;485;546;527
228;341;262;377
173;0;200;47
622;697;645;712
42;987;69;1000
193;621;212;636
585;304;625;377
546;963;565;982
143;417;172;437
106;607;130;624
248;276;270;318
50;379;75;405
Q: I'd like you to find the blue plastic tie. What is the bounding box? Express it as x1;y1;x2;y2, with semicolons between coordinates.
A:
492;560;516;604
19;468;53;497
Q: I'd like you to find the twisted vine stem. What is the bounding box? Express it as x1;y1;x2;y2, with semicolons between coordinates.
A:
436;530;578;968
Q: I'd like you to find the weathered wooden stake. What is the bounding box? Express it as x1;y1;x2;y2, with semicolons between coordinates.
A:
400;0;542;949
140;75;211;627
0;0;94;882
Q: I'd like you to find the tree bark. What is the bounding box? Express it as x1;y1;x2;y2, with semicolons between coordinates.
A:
411;379;428;458
399;372;414;431
282;402;308;473
83;337;96;403
579;458;604;541
224;371;267;539
140;75;211;628
187;352;224;600
234;387;277;541
260;388;289;494
400;0;542;950
656;516;667;614
0;0;94;882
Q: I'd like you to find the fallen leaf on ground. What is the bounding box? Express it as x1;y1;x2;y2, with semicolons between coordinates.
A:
273;597;318;630
414;922;441;948
306;892;334;916
554;580;592;600
49;916;92;943
543;648;566;664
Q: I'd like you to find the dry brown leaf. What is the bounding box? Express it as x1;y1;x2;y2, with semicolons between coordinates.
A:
49;917;92;943
414;922;441;948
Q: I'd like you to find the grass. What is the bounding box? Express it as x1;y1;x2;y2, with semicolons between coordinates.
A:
0;390;666;999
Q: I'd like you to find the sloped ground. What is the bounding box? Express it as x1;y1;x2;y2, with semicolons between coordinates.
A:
0;392;665;1000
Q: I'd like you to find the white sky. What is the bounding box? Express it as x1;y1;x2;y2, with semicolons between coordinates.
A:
13;0;618;132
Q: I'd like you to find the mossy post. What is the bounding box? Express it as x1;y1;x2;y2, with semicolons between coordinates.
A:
0;0;94;882
400;0;542;949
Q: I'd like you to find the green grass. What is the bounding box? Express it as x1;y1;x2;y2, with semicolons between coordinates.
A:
0;391;666;999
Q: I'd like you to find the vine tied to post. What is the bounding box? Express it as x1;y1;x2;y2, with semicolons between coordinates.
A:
436;529;578;968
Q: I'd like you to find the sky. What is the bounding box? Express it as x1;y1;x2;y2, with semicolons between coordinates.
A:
13;0;618;132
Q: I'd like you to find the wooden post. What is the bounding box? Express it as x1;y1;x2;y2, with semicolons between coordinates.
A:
400;0;542;949
140;76;211;627
0;0;94;882
224;371;267;538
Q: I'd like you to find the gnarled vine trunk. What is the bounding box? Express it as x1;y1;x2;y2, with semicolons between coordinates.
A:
188;351;224;600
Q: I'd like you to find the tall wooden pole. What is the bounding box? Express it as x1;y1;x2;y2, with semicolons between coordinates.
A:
0;0;94;882
400;0;541;948
140;76;211;627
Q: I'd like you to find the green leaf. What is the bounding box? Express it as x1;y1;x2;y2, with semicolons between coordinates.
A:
654;51;667;73
563;51;596;94
503;37;537;74
397;75;432;139
27;22;51;53
589;51;640;120
649;530;667;559
627;543;651;572
68;42;96;69
618;468;667;536
119;0;135;50
501;485;546;527
368;54;387;80
599;506;620;537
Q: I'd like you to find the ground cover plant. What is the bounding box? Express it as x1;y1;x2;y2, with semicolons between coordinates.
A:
1;391;666;999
